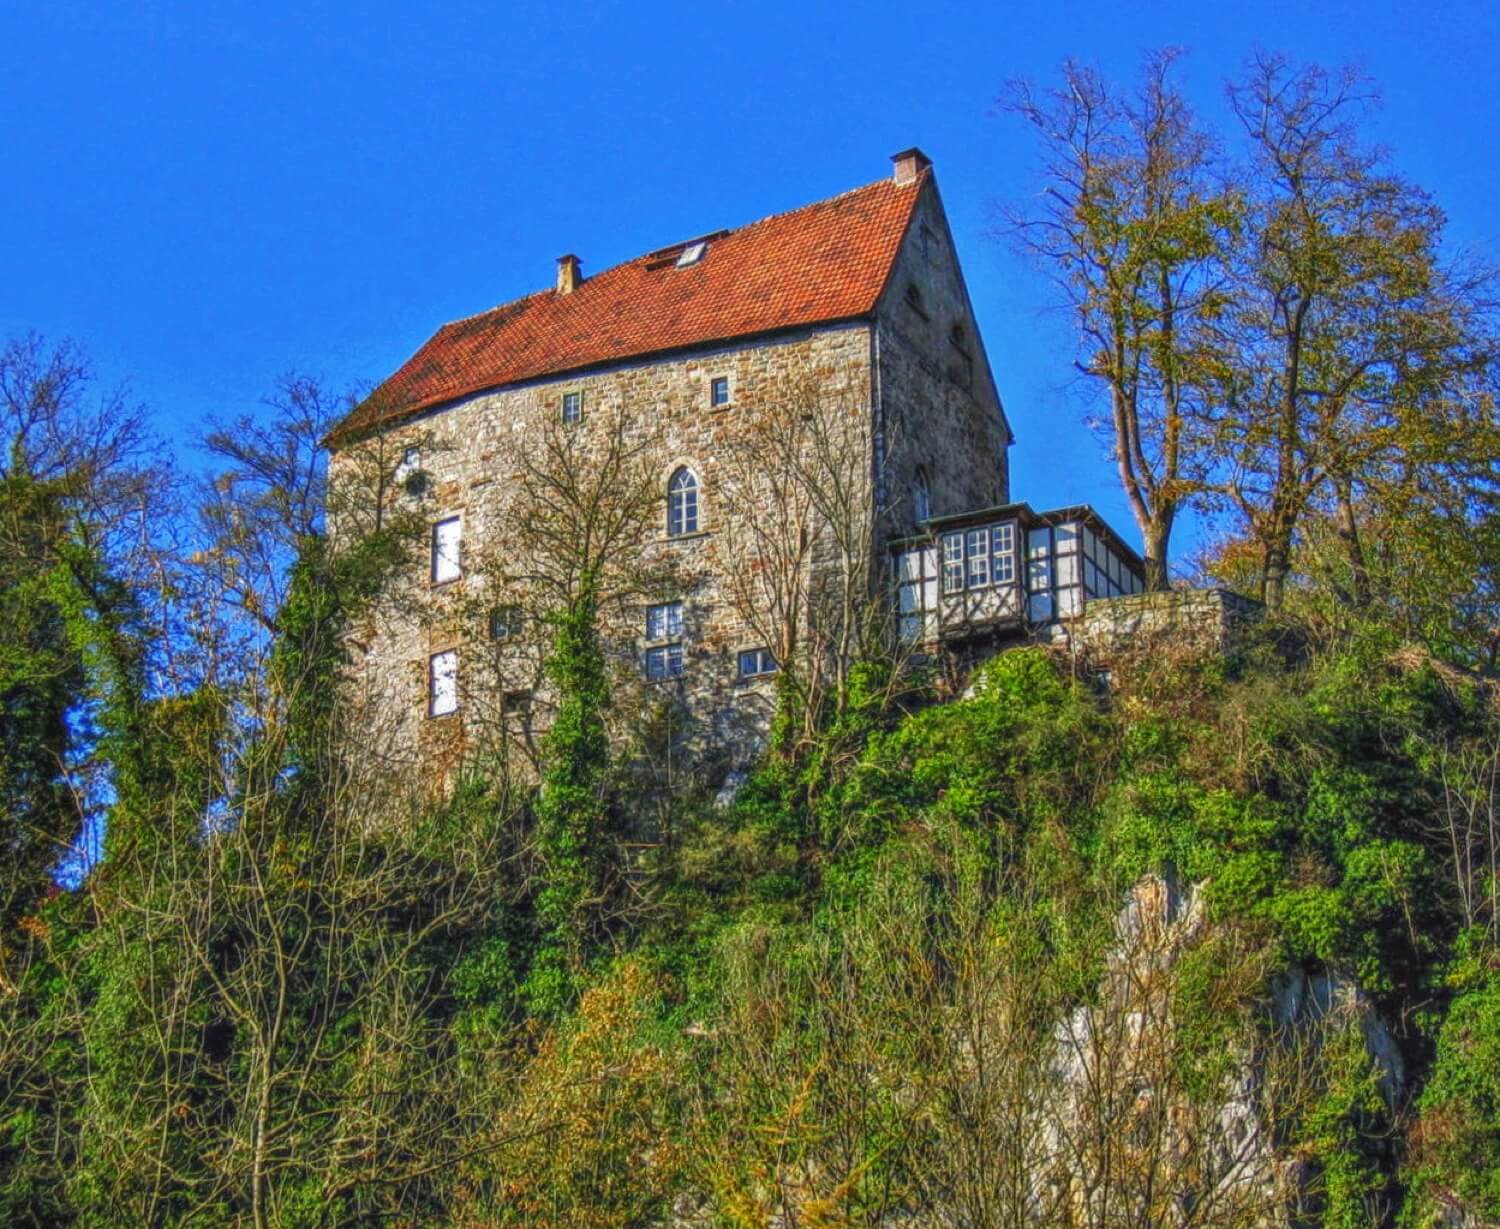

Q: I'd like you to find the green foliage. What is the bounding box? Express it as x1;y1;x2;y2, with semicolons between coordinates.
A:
7;477;1500;1226
526;579;613;1014
1407;941;1500;1222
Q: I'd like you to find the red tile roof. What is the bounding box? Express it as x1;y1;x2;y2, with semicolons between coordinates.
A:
329;170;927;443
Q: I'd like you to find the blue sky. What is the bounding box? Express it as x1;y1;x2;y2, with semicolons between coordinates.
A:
4;1;1497;568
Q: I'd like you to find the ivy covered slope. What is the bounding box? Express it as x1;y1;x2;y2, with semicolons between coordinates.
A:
3;409;1499;1226
638;636;1497;1229
430;627;1500;1228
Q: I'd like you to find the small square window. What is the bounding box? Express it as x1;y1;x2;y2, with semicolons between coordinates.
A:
646;600;684;642
396;445;430;497
489;605;523;640
562;391;583;423
737;648;778;679
431;517;462;584
501;689;532;727
428;650;458;717
645;643;683;681
710;376;730;408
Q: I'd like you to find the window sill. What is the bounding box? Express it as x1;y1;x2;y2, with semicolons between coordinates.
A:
662;530;711;544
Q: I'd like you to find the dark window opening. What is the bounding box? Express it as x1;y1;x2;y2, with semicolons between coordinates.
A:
489;605;523;640
737;648;778;679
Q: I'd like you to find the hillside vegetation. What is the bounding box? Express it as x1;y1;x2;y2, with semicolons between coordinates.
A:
3;500;1498;1227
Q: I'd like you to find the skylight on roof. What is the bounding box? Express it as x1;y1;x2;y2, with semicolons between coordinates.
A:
676;241;707;267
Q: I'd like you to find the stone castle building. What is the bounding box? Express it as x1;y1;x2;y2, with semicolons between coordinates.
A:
326;149;1146;779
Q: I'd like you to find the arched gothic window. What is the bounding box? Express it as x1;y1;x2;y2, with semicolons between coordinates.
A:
667;467;699;537
912;466;932;523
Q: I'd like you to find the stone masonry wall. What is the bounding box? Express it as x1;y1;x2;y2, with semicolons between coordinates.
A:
1071;587;1265;657
332;323;876;792
874;180;1011;539
330;179;1015;795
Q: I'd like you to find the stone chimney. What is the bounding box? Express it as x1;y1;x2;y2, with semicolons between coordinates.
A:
556;253;582;294
890;147;932;186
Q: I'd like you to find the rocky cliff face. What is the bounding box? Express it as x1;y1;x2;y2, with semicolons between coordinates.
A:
666;872;1409;1229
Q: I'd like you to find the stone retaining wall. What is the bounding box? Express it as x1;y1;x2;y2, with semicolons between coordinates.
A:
1070;587;1263;656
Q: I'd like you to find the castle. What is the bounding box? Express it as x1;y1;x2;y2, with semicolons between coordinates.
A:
326;149;1148;778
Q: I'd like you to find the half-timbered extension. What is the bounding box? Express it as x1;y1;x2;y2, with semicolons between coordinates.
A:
893;503;1145;647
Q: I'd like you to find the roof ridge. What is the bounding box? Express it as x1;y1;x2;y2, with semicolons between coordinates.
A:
417;175;919;340
438;288;548;331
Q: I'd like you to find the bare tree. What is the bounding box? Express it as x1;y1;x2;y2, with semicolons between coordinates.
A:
715;370;893;754
1212;54;1494;609
1006;51;1234;590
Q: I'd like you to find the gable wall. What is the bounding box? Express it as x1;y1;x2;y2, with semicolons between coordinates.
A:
874;181;1011;540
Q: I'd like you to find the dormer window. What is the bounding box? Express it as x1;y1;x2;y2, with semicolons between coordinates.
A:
677;241;707;267
562;391;583;424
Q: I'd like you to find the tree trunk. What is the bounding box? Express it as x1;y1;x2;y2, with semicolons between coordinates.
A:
1333;474;1371;609
1262;538;1291;610
1142;512;1174;592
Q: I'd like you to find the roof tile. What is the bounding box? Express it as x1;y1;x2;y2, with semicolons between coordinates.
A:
330;171;925;442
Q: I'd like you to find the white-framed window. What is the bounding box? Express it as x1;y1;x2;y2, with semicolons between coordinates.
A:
737;647;778;679
489;605;523;640
431;516;462;584
428;650;458;717
912;467;931;523
645;600;684;642
667;467;699;537
942;522;1017;593
965;528;990;588
710;376;731;408
645;643;684;681
993;522;1016;583
942;532;965;594
562;390;583;423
